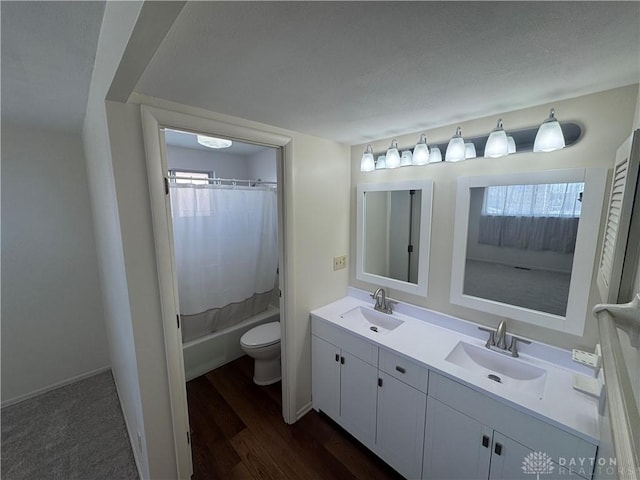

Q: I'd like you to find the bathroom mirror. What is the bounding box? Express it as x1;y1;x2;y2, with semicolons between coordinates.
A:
450;168;607;335
357;180;433;295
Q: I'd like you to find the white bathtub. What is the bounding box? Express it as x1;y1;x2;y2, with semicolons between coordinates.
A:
182;306;280;381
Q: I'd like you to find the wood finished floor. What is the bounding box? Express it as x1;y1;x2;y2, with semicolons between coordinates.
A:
187;355;404;480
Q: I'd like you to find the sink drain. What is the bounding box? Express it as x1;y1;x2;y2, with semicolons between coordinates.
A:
370;326;378;333
488;373;502;383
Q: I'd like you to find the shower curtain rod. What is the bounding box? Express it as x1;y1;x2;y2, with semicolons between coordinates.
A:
168;175;277;186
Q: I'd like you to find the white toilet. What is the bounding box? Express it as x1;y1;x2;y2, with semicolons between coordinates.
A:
240;321;281;385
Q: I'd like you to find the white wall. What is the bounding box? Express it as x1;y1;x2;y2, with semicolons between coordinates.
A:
247;148;277;182
166;144;278;184
124;92;351;422
81;2;156;479
105;100;178;478
351;85;638;351
166;145;251;179
1;124;109;405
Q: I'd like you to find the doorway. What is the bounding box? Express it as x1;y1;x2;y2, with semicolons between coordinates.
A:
140;105;293;478
163;129;281;379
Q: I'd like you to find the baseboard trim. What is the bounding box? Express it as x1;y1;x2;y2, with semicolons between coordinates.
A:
1;365;112;408
296;401;313;421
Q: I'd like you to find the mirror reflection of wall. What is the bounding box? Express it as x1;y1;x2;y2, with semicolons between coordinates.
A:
463;182;584;316
364;190;422;284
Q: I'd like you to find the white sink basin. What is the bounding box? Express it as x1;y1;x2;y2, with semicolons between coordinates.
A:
445;341;547;399
340;306;404;335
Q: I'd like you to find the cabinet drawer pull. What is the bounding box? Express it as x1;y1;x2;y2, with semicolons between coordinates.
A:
494;443;502;456
335;354;339;362
482;435;490;448
340;356;345;364
395;366;406;374
378;378;383;387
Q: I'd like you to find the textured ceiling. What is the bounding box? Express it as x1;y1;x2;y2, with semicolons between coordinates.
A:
136;1;640;145
1;1;105;132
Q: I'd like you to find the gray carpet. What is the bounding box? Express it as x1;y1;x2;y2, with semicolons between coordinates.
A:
464;259;571;316
1;371;139;480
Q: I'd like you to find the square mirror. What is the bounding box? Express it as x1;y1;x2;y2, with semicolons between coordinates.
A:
450;168;607;335
356;180;433;296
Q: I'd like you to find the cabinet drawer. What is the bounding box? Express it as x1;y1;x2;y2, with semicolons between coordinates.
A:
428;372;597;478
379;348;428;393
311;316;378;365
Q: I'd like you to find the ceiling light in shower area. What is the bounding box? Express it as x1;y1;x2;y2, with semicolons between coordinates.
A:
197;135;233;149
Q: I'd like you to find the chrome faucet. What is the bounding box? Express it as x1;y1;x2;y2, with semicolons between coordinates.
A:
495;320;507;350
478;320;531;357
371;288;394;314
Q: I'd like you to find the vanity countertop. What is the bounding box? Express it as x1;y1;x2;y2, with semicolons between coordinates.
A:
310;292;600;444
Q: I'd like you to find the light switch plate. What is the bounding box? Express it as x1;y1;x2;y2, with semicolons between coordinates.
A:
333;255;346;271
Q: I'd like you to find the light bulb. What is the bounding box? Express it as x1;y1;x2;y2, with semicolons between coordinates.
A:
484;119;509;158
445;127;466;162
533;108;565;152
385;140;401;169
465;143;477;159
360;145;375;172
412;134;430;165
429;146;442;163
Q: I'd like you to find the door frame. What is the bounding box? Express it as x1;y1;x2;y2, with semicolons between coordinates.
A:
140;105;294;477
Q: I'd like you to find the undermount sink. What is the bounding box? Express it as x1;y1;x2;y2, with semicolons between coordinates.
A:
340;306;404;335
445;341;547;398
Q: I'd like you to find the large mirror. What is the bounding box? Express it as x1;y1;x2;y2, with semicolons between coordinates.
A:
451;168;607;335
357;180;433;295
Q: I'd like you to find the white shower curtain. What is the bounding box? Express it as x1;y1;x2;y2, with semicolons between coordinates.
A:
170;184;278;317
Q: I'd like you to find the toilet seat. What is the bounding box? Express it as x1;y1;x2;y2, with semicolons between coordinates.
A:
240;322;280;348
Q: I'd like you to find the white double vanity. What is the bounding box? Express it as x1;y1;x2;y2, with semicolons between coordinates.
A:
311;291;600;480
310;166;612;479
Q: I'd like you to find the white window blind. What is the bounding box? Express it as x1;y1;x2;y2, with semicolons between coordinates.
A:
597;130;640;303
170;169;212;185
482;183;584;218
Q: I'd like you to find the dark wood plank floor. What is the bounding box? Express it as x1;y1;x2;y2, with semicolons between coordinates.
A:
186;355;404;480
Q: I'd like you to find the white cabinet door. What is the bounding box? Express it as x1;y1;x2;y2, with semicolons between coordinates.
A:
339;350;378;448
311;335;340;419
489;432;585;480
423;398;492;480
376;372;427;479
489;432;533;480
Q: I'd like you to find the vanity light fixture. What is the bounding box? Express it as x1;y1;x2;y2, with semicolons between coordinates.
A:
484;119;509;158
465;142;477;159
376;155;387;169
533;108;565;152
412;134;430;165
385;139;401;169
508;136;516;154
401;150;413;166
360;145;375;172
429;146;443;163
445;127;466;162
197;135;233;149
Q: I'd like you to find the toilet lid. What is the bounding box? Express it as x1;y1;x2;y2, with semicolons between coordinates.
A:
241;322;281;347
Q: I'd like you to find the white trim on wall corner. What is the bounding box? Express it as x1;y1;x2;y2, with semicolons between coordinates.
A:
296;401;313;421
0;365;111;408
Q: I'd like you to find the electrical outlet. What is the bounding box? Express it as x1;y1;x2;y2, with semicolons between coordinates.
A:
333;255;347;271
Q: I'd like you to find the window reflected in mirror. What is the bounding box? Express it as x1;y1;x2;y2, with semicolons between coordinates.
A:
463;182;584;316
364;189;422;284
